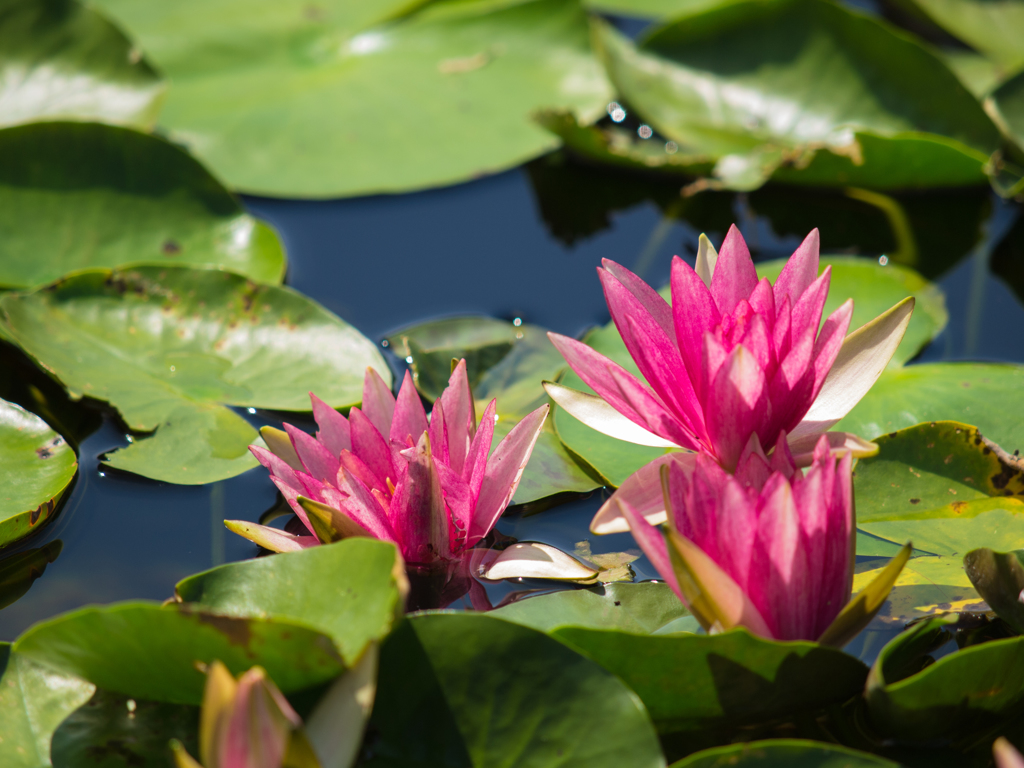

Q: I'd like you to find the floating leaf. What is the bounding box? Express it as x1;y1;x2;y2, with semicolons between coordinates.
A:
0;396;76;548
0;540;62;613
92;0;611;198
491;581;694;634
837;363;1024;455
990;70;1024;187
866;616;1024;744
175;538;406;663
554;258;942;486
390;316;601;502
592;0;1000;191
899;0;1024;70
0;122;286;290
12;603;345;705
0;0;164;129
553;627;868;736
582;0;725;17
963;547;1024;632
0;644;95;768
367;613;666;768
669;739;900;767
0;266;387;484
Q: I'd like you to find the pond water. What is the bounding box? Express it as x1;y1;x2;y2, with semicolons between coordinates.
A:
2;153;1023;647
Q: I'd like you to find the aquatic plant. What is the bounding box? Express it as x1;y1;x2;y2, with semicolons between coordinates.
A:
618;433;908;644
228;361;548;566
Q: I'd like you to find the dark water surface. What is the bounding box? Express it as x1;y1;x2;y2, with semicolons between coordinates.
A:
2;155;1024;642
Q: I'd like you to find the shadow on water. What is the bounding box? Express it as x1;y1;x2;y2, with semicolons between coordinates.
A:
3;153;1024;656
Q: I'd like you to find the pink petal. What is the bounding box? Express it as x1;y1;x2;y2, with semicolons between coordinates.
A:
772;295;792;360
390;371;428;446
269;476;316;534
617;496;683;603
670;255;721;404
703;344;769;471
729;304;774;380
428;399;450;469
750;476;807;640
223;520;319;553
734;434;772;489
435;461;472;554
772;228;820;309
437;360;475;475
249;445;302;490
789;266;831;346
284;424;340;483
391;434;450;564
310;393;351;456
349;408;394;489
362;367;396;438
747;278;776;334
601;259;677;344
469;405;548;544
335;469;400;544
589;452;697;535
714;477;758;589
465;399;497;499
339;450;387;495
710;225;759;314
764;326;816;440
808;299;853;401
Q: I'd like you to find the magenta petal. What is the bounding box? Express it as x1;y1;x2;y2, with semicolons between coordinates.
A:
713;477;758;589
671;256;721;403
349;408;394;488
548;332;695;448
438;359;476;475
703;345;769;471
710;225;759;314
283;424;341;483
469;405;548;544
808;299;854;400
362;367;396;438
310;393;351;456
429;399;450;469
789;266;831;342
601;258;677;343
772;228;820;308
750;476;807;640
618;497;684;604
773;295;792;359
335;468;399;544
392;435;450;564
465;399;497;498
734;434;772;489
747;278;776;333
268;475;314;534
435;461;472;553
590;452;697;534
390;371;428;446
339;449;387;495
250;445;302;490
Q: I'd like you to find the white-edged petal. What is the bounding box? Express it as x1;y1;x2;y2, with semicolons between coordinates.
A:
787;431;878;466
590;452;696;534
696;233;719;288
223;520;318;552
543;382;679;448
481;542;598;581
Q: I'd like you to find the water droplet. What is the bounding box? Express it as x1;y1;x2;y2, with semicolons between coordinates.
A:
126;699;136;713
512;317;522;327
665;141;678;154
169;365;176;372
610;107;626;123
637;124;653;139
405;356;413;364
247;407;257;414
878;255;889;266
606;101;621;115
381;339;389;347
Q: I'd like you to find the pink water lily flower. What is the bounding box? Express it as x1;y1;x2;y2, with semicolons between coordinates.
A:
618;434;910;644
171;661;303;768
228;361;548;566
543;225;914;534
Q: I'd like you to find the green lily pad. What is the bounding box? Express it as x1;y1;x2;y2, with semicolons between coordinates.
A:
0;540;62;612
837;364;1024;455
175;538;405;663
552;627;868;736
592;0;999;191
0;0;164;129
0;396;76;548
0;122;286;290
899;0;1024;70
368;613;666;768
963;548;1024;632
991;69;1024;164
669;740;900;767
390;316;601;502
583;0;729;17
490;581;693;634
0;644;96;768
12;602;345;705
0;266;387;484
91;0;611;198
50;689;198;768
554;258;943;487
866;616;1024;744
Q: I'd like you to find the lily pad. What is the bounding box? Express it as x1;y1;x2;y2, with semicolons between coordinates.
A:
367;613;665;768
553;627;868;736
0;540;62;612
490;581;692;634
0;0;164;129
866;616;1024;744
0;396;76;548
389;316;601;502
12;602;345;705
553;257;943;487
963;547;1024;632
899;0;1024;70
669;740;900;767
0;644;96;768
0;122;286;290
592;0;1000;191
91;0;611;198
175;538;405;663
991;69;1024;161
837;363;1024;455
0;266;387;484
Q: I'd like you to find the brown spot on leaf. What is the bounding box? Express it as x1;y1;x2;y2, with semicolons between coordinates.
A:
162;240;181;255
35;446;52;459
909;498;921;504
888;432;898;439
926;443;934;449
944;454;953;464
952;501;967;514
191;612;255;656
